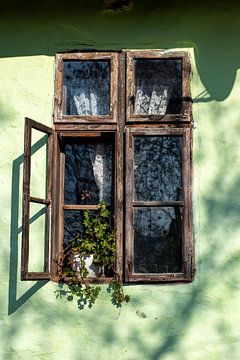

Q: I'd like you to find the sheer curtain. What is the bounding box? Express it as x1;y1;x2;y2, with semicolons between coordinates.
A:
63;60;112;205
64;61;110;116
135;83;169;115
89;143;112;206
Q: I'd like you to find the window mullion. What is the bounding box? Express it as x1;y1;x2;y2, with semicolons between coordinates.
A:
133;201;184;207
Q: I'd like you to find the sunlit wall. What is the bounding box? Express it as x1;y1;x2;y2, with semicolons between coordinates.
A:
1;1;240;359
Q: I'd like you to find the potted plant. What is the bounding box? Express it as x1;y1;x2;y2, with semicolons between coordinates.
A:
56;203;130;309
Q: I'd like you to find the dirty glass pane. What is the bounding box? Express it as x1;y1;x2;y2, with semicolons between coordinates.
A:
134;207;182;273
63;60;110;115
63;210;113;277
64;210;88;245
134;136;182;201
64;136;114;206
30;129;48;199
28;203;48;272
134;59;182;115
64;210;114;245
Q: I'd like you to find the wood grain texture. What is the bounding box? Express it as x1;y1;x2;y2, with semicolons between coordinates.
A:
50;50;194;284
114;52;125;281
21;118;32;280
21;118;51;281
29;196;50;205
54;124;117;131
124;126;193;283
54;52;119;124
133;201;184;207
63;204;99;210
125;51;192;123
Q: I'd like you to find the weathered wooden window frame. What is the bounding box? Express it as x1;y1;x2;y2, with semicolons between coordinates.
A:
125;126;193;282
126;51;192;123
54;52;119;124
22;50;194;284
21;118;53;280
51;130;123;284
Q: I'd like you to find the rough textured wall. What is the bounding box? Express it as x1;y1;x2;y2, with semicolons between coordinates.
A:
1;1;240;359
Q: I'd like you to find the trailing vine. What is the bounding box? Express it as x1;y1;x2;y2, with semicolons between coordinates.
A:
56;203;130;309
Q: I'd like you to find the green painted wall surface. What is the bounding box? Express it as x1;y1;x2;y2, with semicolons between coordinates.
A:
1;1;240;359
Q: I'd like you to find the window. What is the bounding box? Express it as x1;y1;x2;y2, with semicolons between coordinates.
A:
54;52;119;123
22;50;194;283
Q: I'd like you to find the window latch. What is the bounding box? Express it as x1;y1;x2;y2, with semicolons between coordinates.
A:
129;95;135;105
182;96;193;103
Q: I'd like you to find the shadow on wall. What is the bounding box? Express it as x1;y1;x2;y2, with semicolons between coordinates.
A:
7;120;240;357
7;93;240;358
4;1;240;358
8;136;49;315
0;1;240;101
148;103;240;359
80;102;240;360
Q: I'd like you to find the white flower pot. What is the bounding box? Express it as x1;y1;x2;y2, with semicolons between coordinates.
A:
71;254;102;277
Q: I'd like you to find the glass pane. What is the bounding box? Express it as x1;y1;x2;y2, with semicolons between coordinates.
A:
134;59;182;115
134;207;182;273
28;203;48;272
134;136;182;201
63;60;110;115
64;210;86;245
30;129;48;199
64;210;114;244
63;210;114;277
64;136;114;206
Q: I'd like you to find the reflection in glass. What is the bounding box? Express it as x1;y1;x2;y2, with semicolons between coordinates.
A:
64;137;114;206
64;211;85;245
63;60;110;115
134;136;182;201
134;207;182;273
134;59;182;115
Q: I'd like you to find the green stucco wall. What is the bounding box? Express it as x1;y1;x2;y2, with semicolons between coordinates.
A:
1;1;240;359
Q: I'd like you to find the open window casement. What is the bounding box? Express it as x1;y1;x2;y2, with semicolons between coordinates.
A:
21;118;53;280
22;118;122;283
56;130;119;283
22;49;194;284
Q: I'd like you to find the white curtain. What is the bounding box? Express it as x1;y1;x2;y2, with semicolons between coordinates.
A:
65;61;109;116
88;143;112;206
135;84;169;115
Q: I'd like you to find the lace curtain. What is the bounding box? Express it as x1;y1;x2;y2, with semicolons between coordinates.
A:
63;61;112;241
64;142;113;242
64;142;113;206
134;58;182;115
88;143;112;205
64;61;110;116
135;84;169;115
